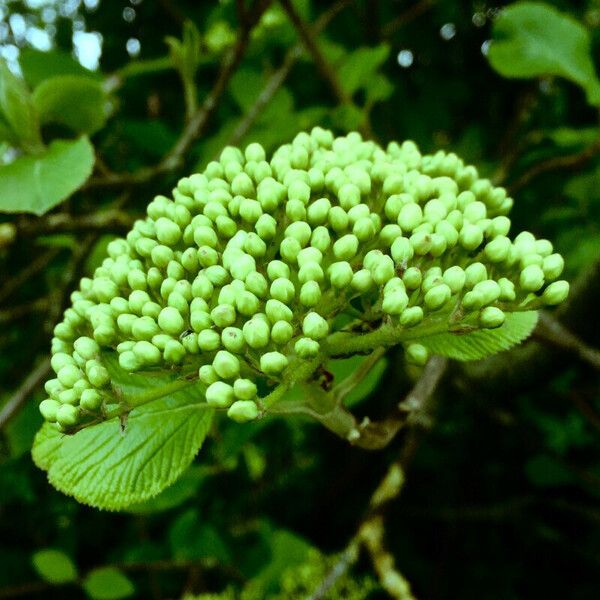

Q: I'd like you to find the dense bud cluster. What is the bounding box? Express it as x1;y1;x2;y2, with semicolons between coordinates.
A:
40;128;569;430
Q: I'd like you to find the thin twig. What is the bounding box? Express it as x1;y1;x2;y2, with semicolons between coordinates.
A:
0;297;48;323
0;233;101;430
310;356;447;598
508;136;600;193
279;0;351;105
534;311;600;370
278;0;375;138
0;247;61;304
381;0;435;38
16;210;134;238
350;355;448;449
86;0;273;189
0;358;51;431
227;0;352;147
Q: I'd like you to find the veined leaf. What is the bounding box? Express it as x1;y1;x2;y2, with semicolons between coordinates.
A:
125;465;210;514
32;357;214;511
419;311;538;361
0;137;94;215
488;2;600;105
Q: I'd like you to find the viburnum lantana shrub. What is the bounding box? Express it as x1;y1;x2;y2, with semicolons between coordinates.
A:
33;128;568;509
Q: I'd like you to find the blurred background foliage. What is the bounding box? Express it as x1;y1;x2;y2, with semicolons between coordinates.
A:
0;0;599;598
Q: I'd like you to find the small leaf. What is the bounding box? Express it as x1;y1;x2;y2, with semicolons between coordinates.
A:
488;2;600;105
32;356;214;510
419;311;538;361
19;48;98;87
0;137;94;215
0;59;42;151
83;567;134;600
169;509;232;563
338;45;390;96
32;549;78;584
33;76;111;134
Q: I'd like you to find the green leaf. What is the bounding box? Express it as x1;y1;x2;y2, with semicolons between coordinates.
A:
244;528;312;596
328;354;388;408
19;48;98;88
525;454;575;487
0;59;42;151
32;549;78;584
32;356;214;510
0;137;94;215
126;465;209;514
488;2;600;105
166;20;203;81
83;567;134;600
169;509;231;563
32;76;111;134
419;311;539;361
338;45;390;96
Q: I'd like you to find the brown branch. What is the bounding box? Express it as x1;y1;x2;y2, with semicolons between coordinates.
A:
309;356;447;598
381;0;435;38
508;136;600;193
226;0;351;148
0;358;51;431
15;210;134;238
279;0;351;105
278;0;375;139
534;311;600;370
0;297;48;323
0;247;61;304
85;0;273;189
0;232;101;430
350;355;448;449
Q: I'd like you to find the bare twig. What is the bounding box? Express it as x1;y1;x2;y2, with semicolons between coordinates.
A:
0;358;51;431
534;311;600;370
86;0;273;189
0;247;61;304
508;136;600;193
279;0;351;105
227;0;352;147
310;356;447;598
278;0;375;138
349;355;448;449
0;297;48;323
16;210;134;238
381;0;435;38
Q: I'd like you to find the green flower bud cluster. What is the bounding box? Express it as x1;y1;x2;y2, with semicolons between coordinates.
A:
41;128;569;430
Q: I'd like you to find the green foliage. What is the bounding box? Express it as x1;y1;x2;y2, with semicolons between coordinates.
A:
82;567;135;600
488;2;600;105
32;355;214;509
0;137;94;215
31;549;78;584
0;59;42;151
19;48;98;87
32;75;111;134
419;311;538;361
